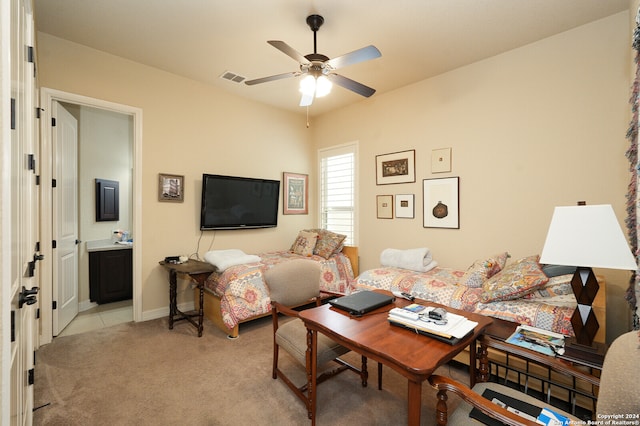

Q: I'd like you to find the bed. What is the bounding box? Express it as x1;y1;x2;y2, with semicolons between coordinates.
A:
355;252;606;342
196;231;359;338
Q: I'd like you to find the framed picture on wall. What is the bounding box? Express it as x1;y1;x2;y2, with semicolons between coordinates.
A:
283;172;308;214
377;195;393;219
395;194;415;219
431;148;452;173
158;173;184;202
375;149;416;185
423;177;459;228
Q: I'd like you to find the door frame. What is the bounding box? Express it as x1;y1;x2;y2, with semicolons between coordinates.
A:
39;88;143;346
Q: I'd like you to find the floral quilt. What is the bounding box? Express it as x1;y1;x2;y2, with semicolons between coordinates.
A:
356;267;577;336
204;251;355;330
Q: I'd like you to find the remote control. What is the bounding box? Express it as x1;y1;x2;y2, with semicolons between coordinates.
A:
389;307;420;321
392;291;415;301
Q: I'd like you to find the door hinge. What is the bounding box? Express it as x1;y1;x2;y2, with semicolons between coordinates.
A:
51;117;56;127
28;154;36;171
36;175;40;185
52;179;57;188
36;107;41;119
28;368;34;386
36;308;40;319
10;311;15;343
27;46;34;63
27;253;44;278
52;301;57;310
11;98;16;130
52;240;57;249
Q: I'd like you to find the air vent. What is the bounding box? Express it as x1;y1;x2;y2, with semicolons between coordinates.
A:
220;71;246;84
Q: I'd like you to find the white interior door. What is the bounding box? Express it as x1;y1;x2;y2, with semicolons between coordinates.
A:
7;0;39;423
52;102;79;335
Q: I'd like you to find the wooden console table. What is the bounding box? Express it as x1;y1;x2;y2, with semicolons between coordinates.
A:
159;259;216;337
474;318;603;416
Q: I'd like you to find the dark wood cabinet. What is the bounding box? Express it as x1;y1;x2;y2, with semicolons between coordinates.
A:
89;248;132;304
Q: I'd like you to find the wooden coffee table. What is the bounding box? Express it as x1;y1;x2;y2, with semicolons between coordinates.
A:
299;291;493;425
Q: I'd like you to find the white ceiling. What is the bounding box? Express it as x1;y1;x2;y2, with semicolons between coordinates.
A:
34;0;629;116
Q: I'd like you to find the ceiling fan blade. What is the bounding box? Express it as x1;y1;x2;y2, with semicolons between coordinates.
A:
327;73;376;98
299;92;314;107
267;40;311;65
326;45;381;70
245;72;298;86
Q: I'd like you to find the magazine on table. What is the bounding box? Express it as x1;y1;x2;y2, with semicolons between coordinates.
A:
470;388;570;426
506;324;565;356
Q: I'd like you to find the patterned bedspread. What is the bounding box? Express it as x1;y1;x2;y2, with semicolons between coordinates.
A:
356;267;577;336
204;251;355;330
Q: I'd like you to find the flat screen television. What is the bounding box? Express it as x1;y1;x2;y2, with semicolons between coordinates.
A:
200;174;280;230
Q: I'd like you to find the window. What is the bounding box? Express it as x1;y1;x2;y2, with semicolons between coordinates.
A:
319;142;358;245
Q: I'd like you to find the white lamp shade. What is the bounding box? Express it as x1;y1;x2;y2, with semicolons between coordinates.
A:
315;76;332;97
299;74;333;101
539;204;637;270
299;75;316;96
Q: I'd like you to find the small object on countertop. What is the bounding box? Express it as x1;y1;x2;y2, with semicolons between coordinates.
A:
392;290;415;301
428;307;447;321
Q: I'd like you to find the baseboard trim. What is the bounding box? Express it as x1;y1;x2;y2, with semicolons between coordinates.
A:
79;300;98;313
141;301;195;322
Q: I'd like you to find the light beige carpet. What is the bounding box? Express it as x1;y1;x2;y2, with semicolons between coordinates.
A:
33;315;467;425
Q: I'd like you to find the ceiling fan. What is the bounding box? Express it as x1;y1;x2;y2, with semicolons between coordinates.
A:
245;14;381;107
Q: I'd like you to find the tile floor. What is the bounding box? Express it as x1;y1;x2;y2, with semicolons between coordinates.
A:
57;299;133;337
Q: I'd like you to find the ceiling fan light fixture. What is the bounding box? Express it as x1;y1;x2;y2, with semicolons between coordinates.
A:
299;74;332;99
299;74;316;96
315;75;332;97
246;14;380;107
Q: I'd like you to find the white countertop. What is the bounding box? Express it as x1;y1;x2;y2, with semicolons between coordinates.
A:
86;239;133;252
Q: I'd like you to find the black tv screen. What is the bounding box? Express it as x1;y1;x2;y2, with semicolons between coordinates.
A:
200;174;280;230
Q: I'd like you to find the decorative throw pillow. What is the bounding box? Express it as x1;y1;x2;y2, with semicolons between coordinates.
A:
542;264;577;278
522;274;574;300
480;255;549;303
289;230;319;257
305;229;346;259
459;252;510;288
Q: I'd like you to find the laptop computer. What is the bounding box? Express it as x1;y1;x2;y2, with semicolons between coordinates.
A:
329;290;395;316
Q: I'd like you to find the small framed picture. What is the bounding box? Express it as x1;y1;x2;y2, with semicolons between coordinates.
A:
283;172;308;215
158;173;184;202
423;177;459;228
395;194;415;219
432;148;452;173
375;149;416;185
377;195;393;219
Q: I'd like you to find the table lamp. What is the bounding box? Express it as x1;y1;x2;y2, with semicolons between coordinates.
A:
539;203;637;362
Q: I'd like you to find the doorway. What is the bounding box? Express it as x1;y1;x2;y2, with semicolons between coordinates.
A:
39;88;143;346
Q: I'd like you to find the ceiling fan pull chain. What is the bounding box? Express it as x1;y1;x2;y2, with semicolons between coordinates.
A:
306;106;310;128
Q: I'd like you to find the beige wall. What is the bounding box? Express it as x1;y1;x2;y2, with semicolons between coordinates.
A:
314;12;632;342
37;32;316;315
37;10;636;341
